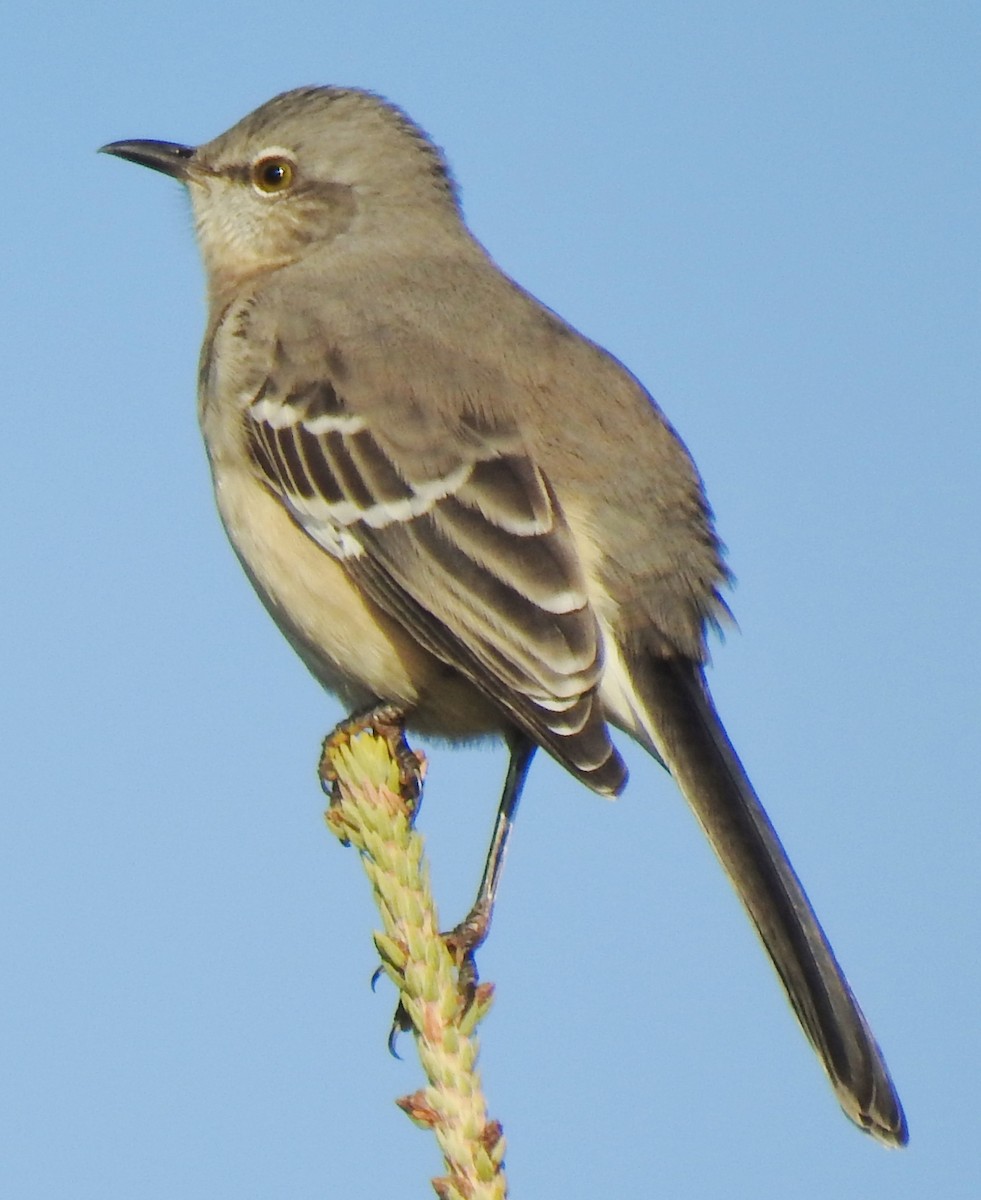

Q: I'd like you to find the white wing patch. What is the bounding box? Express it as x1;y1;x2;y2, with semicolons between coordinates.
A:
243;373;624;791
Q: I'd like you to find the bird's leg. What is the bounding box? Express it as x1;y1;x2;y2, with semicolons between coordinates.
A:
323;710;535;1043
446;734;537;995
384;733;537;1046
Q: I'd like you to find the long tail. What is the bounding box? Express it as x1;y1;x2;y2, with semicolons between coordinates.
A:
626;653;907;1145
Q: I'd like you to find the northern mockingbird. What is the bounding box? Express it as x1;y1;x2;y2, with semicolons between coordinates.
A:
101;86;907;1145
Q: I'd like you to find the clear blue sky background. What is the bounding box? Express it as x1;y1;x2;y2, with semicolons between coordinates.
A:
3;4;978;1197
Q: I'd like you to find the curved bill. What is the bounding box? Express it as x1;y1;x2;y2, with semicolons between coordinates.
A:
99;139;195;180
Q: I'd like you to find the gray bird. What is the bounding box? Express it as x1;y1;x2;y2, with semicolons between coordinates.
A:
101;86;907;1146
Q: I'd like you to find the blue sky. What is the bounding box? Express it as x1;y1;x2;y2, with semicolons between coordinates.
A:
4;3;979;1197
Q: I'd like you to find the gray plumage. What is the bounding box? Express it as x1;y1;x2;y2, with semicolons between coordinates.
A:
102;86;907;1145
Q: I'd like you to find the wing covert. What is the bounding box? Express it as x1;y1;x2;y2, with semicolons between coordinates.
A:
244;361;624;790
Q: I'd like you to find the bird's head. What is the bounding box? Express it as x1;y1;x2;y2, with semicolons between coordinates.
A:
101;86;461;296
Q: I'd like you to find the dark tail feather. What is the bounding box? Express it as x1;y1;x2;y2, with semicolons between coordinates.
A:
633;655;907;1146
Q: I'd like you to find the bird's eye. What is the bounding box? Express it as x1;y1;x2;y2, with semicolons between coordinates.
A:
251;156;295;194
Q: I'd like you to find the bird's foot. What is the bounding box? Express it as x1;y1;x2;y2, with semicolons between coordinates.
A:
385;899;493;1051
319;701;423;816
444;898;492;1000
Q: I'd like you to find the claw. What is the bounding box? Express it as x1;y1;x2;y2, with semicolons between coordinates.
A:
319;701;424;813
387;1003;411;1058
381;915;488;1051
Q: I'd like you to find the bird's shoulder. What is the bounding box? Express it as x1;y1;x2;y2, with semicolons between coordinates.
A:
212;243;659;430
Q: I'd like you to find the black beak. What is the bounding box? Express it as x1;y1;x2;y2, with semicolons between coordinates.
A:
99;139;195;180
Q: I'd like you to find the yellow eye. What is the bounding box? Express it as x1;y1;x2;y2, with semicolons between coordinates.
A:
251;156;295;193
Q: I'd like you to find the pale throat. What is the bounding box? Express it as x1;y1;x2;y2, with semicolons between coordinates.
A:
190;189;300;300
